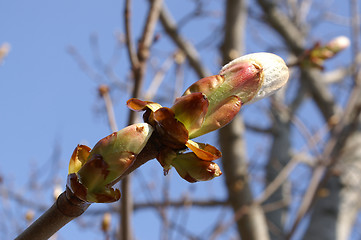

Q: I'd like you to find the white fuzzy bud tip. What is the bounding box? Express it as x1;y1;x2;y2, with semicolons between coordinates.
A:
222;52;289;103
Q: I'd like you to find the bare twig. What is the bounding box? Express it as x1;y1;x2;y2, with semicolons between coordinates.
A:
14;136;160;240
67;46;105;83
124;0;139;70
287;4;361;234
99;85;118;132
144;53;174;100
15;189;90;240
257;157;299;204
122;0;163;239
159;2;210;78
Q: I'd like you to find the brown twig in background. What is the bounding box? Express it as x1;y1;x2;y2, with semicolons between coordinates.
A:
121;0;163;239
287;4;361;238
158;2;210;78
14;188;90;240
99;85;118;132
144;53;174;100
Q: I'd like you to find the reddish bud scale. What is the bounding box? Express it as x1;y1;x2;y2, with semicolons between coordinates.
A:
153;107;189;149
172;92;209;135
171;153;222;183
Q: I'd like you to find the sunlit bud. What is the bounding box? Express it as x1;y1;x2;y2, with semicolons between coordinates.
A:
171;92;209;136
157;148;177;175
326;36;350;54
152;107;189;149
98;84;109;97
126;53;288;182
0;42;10;63
220;52;289;103
171;152;222;183
53;184;63;201
101;212;112;233
67;123;153;203
25;210;35;223
302;36;350;69
184;52;288;138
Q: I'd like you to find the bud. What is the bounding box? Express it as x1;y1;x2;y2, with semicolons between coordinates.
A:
152;107;189;149
223;52;289;103
325;36;350;54
171;152;222;183
126;53;289;182
98;84;109;97
157;148;177;175
25;210;35;223
301;36;350;69
0;42;10;63
101;212;112;232
184;52;289;138
171;92;209;135
67;123;153;203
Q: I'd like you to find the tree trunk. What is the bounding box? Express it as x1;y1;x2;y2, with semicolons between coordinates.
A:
220;116;270;240
265;105;291;239
336;129;361;240
304;126;361;240
219;0;270;239
302;176;339;240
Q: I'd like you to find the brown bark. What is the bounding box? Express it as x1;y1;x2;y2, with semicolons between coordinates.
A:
264;104;291;239
219;1;269;239
220;116;270;240
15;189;90;240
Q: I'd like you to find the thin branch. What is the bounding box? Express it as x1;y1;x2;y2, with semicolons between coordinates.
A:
67;46;105;83
99;85;118;132
257;0;340;122
14;136;160;240
144;53;174;100
124;0;139;69
245;122;274;134
257;156;299;204
287;41;361;240
122;1;163;239
158;2;210;78
15;189;90;240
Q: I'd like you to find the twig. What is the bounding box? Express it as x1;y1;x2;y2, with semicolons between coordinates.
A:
144;53;174;100
122;1;163;239
67;46;105;83
257;156;299;204
15;188;90;240
99;85;118;132
124;0;139;70
287;4;361;234
158;2;210;78
14;136;159;240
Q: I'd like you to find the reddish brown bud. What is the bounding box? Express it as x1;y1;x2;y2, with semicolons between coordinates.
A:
171;153;222;183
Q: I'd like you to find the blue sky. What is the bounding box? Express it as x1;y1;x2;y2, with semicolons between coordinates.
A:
0;0;356;239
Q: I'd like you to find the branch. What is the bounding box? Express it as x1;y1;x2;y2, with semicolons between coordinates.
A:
14;136;159;240
257;0;339;122
124;0;139;69
99;85;118;132
122;1;163;239
287;53;361;240
158;2;210;78
15;189;90;240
